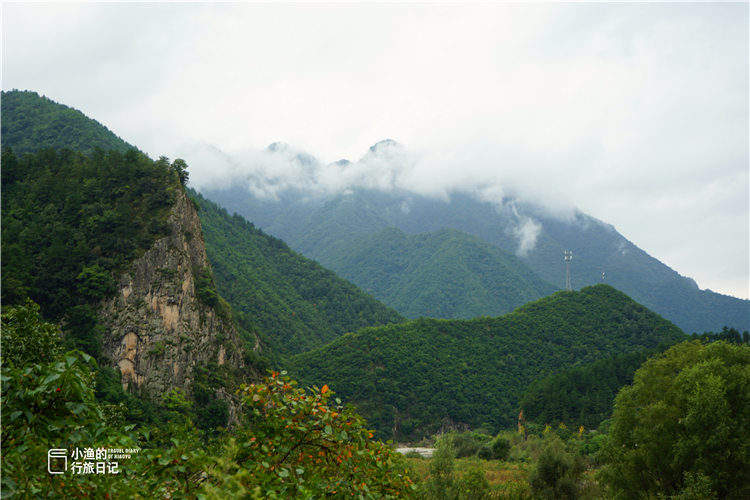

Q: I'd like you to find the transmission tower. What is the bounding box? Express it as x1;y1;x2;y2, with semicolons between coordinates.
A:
565;251;573;291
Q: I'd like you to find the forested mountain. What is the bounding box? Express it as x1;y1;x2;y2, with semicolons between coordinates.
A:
202;181;748;334
1;147;174;318
289;284;687;440
1;90;407;360
1;90;136;155
323;226;558;319
188;189;407;356
1;143;262;434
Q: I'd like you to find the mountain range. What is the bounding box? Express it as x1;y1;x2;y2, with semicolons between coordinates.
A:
200;142;748;334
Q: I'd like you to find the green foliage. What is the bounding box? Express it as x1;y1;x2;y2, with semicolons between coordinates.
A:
0;302;139;498
425;437;456;500
667;472;718;500
1;146;178;321
529;438;586;500
491;438;512;462
519;341;679;430
1;302;416;499
232;371;416;498
207;184;748;334
169;158;190;186
691;326;749;345
290;285;686;439
1;299;61;365
198;399;229;432
164;388;194;414
76;264;116;300
1;90;136;156
148;340;166;358
597;341;750;500
62;305;102;359
194;266;220;308
189;189;406;356
456;468;491;500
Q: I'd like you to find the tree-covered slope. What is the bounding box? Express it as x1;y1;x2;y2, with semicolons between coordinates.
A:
289;284;687;440
324;226;558;319
519;345;673;430
188;189;407;356
1;147;177;319
518;326;749;431
1;90;136;155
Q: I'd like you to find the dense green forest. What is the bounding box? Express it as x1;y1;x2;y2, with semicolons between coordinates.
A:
519;344;675;430
188;189;406;356
518;326;750;430
290;284;687;440
204;183;749;335
323;226;558;319
1;90;136;155
1;147;177;319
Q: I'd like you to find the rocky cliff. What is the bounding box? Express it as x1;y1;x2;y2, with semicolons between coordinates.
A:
98;188;250;403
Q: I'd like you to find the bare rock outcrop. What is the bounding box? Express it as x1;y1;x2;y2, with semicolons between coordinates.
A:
99;188;249;403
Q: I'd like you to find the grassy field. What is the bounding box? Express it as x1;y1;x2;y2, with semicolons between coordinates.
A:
403;454;602;499
404;456;533;494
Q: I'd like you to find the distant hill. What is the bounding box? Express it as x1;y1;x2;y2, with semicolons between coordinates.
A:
188;189;407;356
289;284;687;440
1;90;137;155
203;184;748;334
324;226;558;319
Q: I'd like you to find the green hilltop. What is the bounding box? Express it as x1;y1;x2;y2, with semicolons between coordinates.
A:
1;90;136;155
289;284;687;440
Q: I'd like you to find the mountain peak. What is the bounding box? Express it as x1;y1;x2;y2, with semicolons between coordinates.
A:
367;139;402;154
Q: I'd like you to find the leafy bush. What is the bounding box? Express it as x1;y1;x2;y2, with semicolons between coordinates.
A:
233;371;415;498
597;341;750;500
476;445;493;461
491;437;511;461
529;438;586;500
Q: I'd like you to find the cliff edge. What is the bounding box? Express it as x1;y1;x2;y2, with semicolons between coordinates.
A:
99;188;248;402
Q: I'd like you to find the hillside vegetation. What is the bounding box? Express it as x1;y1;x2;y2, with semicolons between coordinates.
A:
325;226;558;319
290;284;687;440
519;326;750;430
1;90;136;155
188;189;407;356
1;147;177;319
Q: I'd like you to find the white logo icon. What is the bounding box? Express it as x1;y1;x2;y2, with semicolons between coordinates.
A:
48;449;67;474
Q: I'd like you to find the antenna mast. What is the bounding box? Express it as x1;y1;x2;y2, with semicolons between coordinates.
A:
565;251;573;291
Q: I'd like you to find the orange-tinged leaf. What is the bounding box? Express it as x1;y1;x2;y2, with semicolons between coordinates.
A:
321;384;329;394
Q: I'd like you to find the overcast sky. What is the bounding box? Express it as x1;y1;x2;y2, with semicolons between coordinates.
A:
3;2;748;299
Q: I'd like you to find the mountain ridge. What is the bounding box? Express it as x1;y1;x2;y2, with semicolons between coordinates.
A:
289;284;688;440
202;182;747;334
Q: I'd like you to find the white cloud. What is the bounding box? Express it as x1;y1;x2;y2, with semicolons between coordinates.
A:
2;2;747;298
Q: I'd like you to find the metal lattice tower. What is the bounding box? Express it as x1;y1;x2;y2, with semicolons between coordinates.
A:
565;251;573;291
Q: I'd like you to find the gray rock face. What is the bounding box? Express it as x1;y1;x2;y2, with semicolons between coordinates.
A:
99;189;249;403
